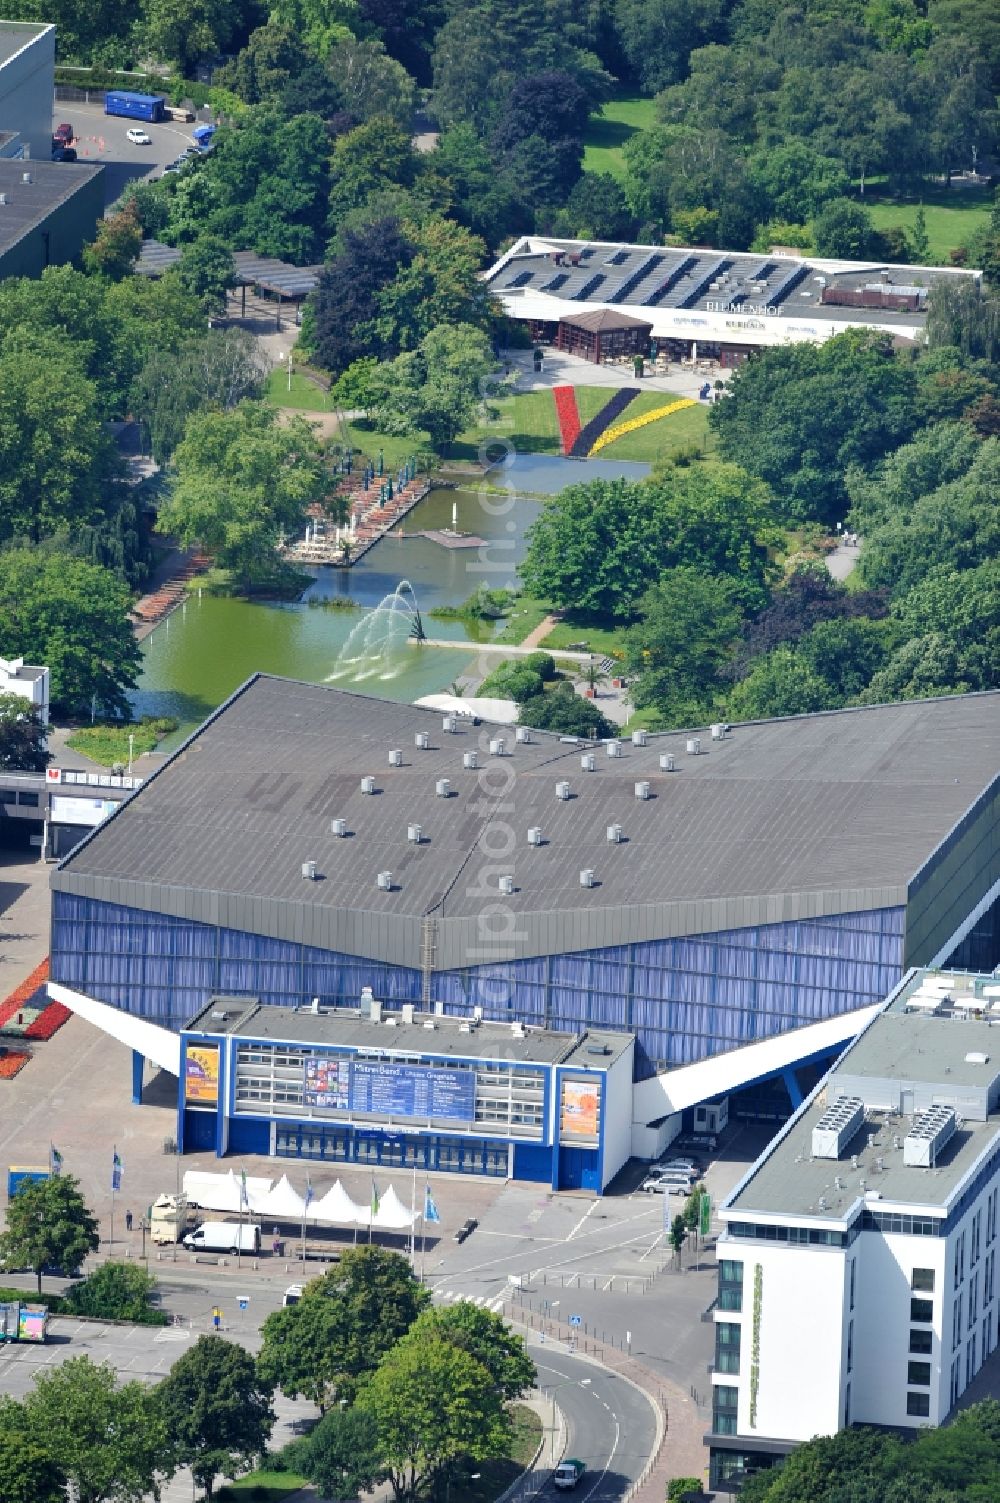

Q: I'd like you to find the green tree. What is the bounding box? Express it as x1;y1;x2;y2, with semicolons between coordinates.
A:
0;1408;64;1503
0;692;49;772
333;358;381;415
359;1329;511;1503
751;142;850;224
727;647;837;720
518;681;616;738
22;1357;169;1503
258;1246;430;1412
82;203;143;280
65;1262;167;1325
294;1406;385;1500
159;404;327;590
326;35;417;127
558;171;635;240
368;323;496;453
625;567;744;724
669;1213;687;1265
0;550;141;719
176;236;237;317
811;197;878;258
141;0;241;73
0;339;115;544
0;1174;98;1293
375;217;493;352
219;21;310;104
910;205;931;262
617;0;729;93
156;1336;273;1501
133;328;271;463
407;1301;536;1401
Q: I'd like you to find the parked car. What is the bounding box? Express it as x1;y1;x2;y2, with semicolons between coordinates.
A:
640;1172;693;1195
657;1158;701;1175
50;146;77;162
126;126;152;145
52;122;74;143
554;1459;586;1490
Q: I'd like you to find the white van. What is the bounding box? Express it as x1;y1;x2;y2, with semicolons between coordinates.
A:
182;1221;260;1254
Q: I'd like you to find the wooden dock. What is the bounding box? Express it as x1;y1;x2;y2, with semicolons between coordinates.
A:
282;480;433;568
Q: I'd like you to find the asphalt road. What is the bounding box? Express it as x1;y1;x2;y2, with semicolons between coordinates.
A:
530;1340;657;1501
52;100;203;208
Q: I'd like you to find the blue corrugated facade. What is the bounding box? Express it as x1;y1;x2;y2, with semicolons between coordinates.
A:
51;893;905;1078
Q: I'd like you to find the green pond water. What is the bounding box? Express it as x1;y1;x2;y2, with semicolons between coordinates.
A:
134;455;651;740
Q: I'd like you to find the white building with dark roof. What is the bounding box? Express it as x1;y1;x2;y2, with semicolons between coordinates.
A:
486;236;981;367
710;968;1000;1489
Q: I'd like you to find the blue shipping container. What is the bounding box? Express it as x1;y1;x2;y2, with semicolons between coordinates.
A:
104;92;166;122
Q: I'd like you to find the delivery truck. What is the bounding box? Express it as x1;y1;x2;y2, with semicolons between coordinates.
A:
182;1222;260;1255
104;91;167;122
0;1302;49;1343
149;1194;193;1245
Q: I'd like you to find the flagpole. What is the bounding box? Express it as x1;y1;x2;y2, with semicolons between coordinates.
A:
237;1165;244;1271
409;1163;417;1266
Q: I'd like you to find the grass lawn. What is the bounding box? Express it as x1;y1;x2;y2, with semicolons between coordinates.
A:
493;595;553;644
583;92;657;181
66;717;178;767
215;1471;308;1502
264;370;333;411
540;618;627;658
864;184;990;262
339;417;432;471
593;392;712;462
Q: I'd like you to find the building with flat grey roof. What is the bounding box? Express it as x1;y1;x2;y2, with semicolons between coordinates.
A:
0;158;104;279
710;968;1000;1489
0;22;54;163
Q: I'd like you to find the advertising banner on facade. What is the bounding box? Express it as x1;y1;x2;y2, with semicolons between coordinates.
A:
560;1078;601;1138
303;1057;476;1122
185;1045;220;1105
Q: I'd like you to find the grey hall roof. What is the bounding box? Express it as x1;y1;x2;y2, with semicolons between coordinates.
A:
53;677;1000;966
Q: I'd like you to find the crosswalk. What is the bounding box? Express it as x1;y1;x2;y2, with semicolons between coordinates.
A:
435;1288;508;1313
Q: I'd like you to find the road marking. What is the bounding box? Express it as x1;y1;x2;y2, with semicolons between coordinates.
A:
565;1201;600;1242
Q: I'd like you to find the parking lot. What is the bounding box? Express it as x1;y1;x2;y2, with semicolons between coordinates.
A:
52;100;205;208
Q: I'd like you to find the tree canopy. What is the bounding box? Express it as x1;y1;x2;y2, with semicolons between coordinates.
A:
156;1336;273;1501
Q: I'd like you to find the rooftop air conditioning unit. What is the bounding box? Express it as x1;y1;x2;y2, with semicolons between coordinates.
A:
401;1003;415;1024
301;860;318;880
407;823;423;844
516;726;531;743
812;1096;865;1159
632;729;647;747
388;748;402;767
377;870;392;890
710;723;726;741
21;172;31;185
463;751;479;769
527;827;542;846
580;868;595;888
686;738;701;756
331;818;347;837
415;732;430;750
581;753;596;772
607;824;623;843
606;741;622;758
489;738;506;756
659;753;676;772
361;776;376;794
499;874;514;895
904;1105;957;1167
512;1022;525;1038
443;716;456;733
635;781;651;800
556;781;571;800
435;778;451;797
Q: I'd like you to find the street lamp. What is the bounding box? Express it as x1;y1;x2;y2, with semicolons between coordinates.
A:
546;1377;591;1463
127;732;134;776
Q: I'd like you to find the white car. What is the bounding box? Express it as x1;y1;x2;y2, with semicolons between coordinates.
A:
126;127;152;145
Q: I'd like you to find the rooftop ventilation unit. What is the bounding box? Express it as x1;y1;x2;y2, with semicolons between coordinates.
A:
463;750;479;769
580;868;595;888
966;1051;990;1065
811;1096;865;1159
581;753;596;772
361;776;376;794
607;823;623;843
388;748;402;767
361;985;374;1009
512;1021;525;1038
904;1105;957;1167
435;778;451;798
635;780;651;800
21;172;31;185
442;716;456;733
377;870;392;891
686;737;701;756
711;723;729;741
489;738;506;756
415;732;429;750
556;781;571;800
659;754;676;772
424;1019;436;1029
331;818;347;837
0;194;6;206
606;741;622;758
632;729;647;747
499;874;514;895
370;998;382;1023
401;1003;415;1024
301;860;318;880
527;827;542;846
407;823;423;844
516;726;531;743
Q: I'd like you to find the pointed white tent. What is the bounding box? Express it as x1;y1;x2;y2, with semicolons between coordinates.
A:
308;1179;365;1227
254;1174;307;1220
183;1170;272;1214
374;1183;421;1230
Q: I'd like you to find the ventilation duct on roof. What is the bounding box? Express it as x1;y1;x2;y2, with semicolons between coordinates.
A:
632;729;647;747
581;753;596;772
904;1105;957;1167
377;871;392;891
527;827;542;846
606;741;622;758
388;748;402;767
415;732;429;750
812;1096;865;1159
331;818;347;837
660;754;676;772
635;781;651;800
556;781;571;800
463;750;478;769
516;726;531;743
361;776;376;794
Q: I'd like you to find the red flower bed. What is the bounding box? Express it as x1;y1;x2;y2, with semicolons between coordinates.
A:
0;958;50;1030
0;1050;30;1080
23;1001;72;1041
552;385;582;454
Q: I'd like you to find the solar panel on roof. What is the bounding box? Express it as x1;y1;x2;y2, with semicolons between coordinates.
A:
541;272;569;292
767;263;810;307
643;255;697;306
679;257;733;307
574;274;606;300
614;253;664;303
508;270;533;288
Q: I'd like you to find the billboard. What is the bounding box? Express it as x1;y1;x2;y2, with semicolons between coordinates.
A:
185;1045;220;1105
560;1078;601;1138
50;794;117;827
303;1057;476;1123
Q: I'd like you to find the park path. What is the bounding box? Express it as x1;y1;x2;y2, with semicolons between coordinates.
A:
826;537;861;581
519;614;560;651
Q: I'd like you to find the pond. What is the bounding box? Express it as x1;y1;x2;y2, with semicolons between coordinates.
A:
133;454;651;739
